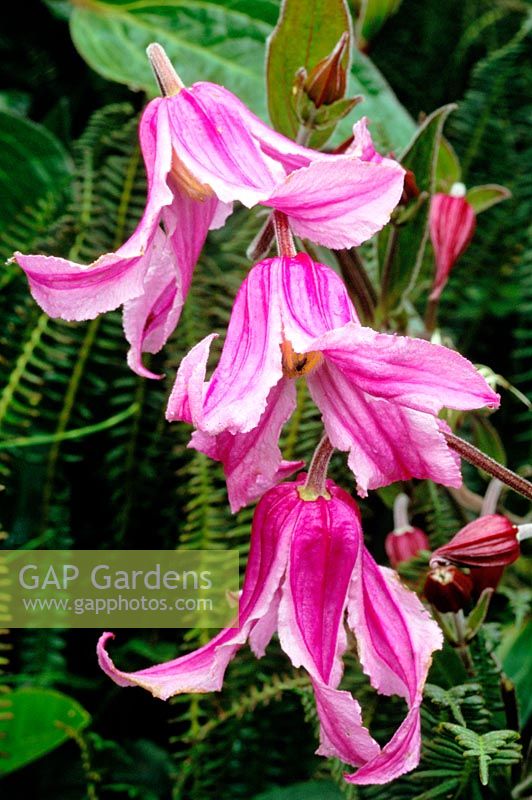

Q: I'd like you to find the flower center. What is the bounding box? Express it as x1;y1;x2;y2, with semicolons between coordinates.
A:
281;340;323;379
171;153;214;202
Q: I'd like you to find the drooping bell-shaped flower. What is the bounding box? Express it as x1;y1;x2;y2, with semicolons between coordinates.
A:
385;492;430;568
385;527;430;568
424;565;474;613
167;253;500;511
13;43;404;379
98;477;443;785
429;183;476;301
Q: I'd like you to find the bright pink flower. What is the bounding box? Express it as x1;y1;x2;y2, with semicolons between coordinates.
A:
167;253;500;511
98;478;443;785
14;85;404;378
429;190;477;300
385;527;430;568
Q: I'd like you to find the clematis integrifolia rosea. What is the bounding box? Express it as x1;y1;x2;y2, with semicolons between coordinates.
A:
167;251;500;511
13;43;404;379
98;473;443;785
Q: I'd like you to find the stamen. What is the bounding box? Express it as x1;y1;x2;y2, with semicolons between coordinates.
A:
281;340;323;378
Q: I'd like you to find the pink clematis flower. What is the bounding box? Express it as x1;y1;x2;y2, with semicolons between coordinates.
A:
167;253;500;511
98;477;443;784
429;185;476;301
13;67;404;379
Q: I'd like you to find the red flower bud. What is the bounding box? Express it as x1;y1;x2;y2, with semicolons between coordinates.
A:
304;32;349;108
424;565;474;613
430;515;519;569
469;565;505;595
429;190;476;300
401;169;420;205
385;527;430;568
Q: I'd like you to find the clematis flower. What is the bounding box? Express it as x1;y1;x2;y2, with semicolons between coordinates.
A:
98;477;443;785
429;184;476;301
385;491;430;568
13;64;404;379
167;253;500;511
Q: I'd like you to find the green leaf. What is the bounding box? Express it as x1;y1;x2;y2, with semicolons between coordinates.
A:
378;103;456;308
435;137;461;193
442;723;521;786
253;780;343;800
466;184;512;214
266;0;351;145
0;111;72;232
356;0;404;49
499;620;532;727
0;687;91;775
70;0;273;118
335;48;415;152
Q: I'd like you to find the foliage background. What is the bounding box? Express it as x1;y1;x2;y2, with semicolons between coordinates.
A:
0;0;530;798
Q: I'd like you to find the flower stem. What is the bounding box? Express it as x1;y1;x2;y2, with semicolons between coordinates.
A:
273;211;297;257
300;435;334;500
424;296;440;335
334;248;377;324
445;431;532;502
146;42;184;96
480;478;504;516
393;492;411;531
247;215;275;261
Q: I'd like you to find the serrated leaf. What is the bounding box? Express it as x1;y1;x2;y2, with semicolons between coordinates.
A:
378;103;456;308
466;184;512;214
266;0;351;146
70;0;273;118
0;111;72;232
0;687;91;775
355;0;403;49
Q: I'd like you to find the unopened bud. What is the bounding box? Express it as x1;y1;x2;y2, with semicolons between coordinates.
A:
430;515;519;569
385;526;429;568
304;32;349;108
424;565;473;613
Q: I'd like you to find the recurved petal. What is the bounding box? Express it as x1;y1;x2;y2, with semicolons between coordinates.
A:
14;99;174;321
166;333;217;425
97;483;295;699
190;379;302;513
344;551;442;783
267;156;405;248
311;323;500;415
307;361;463;495
313;681;381;767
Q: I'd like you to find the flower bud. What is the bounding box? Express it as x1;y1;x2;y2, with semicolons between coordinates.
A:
429;191;476;300
430;515;519;569
385;527;430;568
304;32;349;108
424;565;474;613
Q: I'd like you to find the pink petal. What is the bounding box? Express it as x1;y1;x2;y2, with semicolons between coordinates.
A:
345;117;384;164
189;379;302;513
344;551;442;783
311;322;500;415
268;157;405;248
307;360;463;495
164;87;283;207
123;186;227;379
188;82;321;172
97;484;296;699
166;333;218;425
168;255;356;438
14;99;174;321
313;681;381;766
429;193;476;300
277;484;361;686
